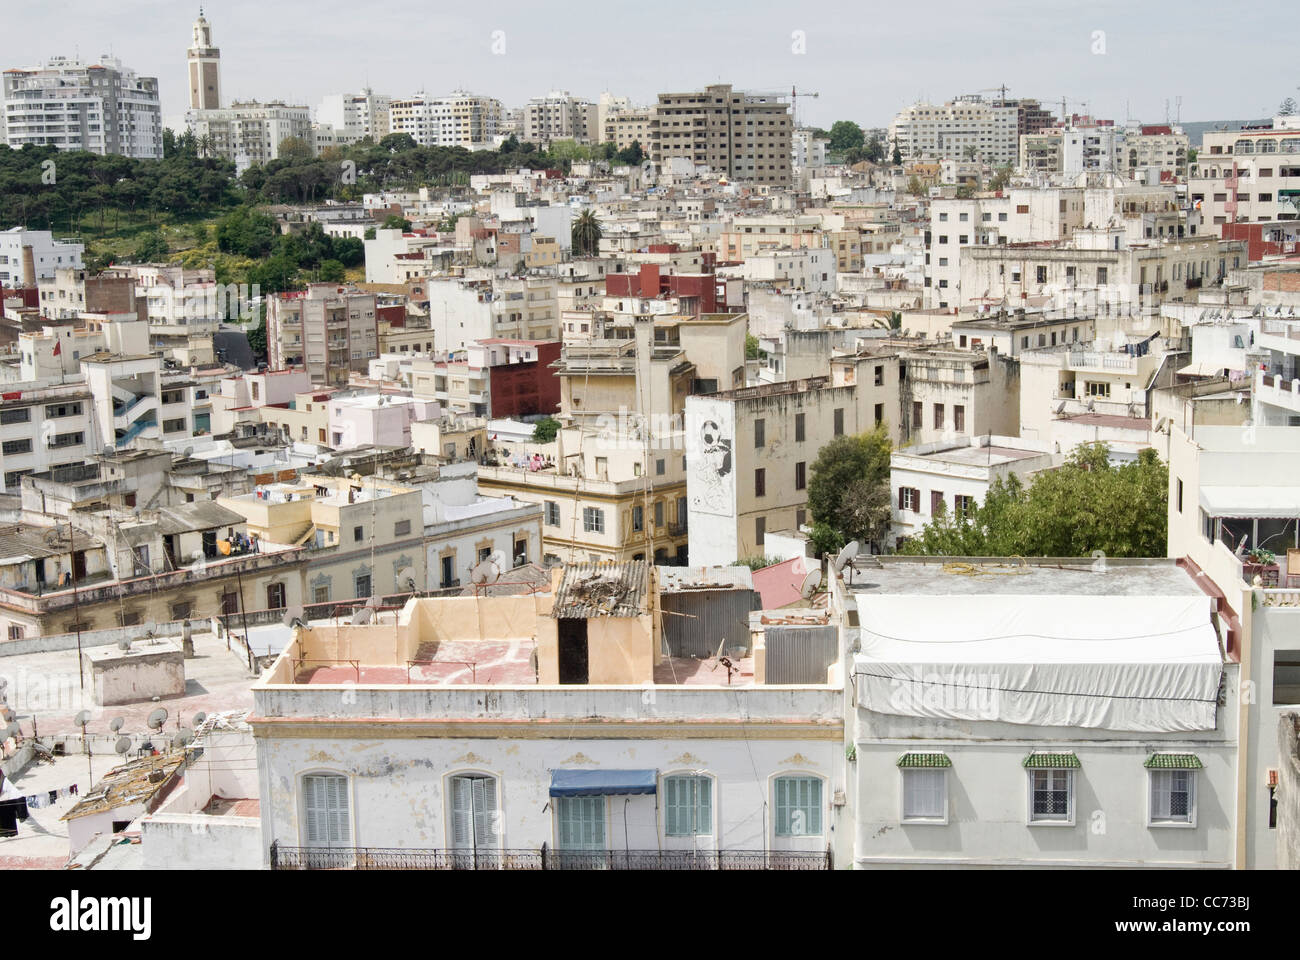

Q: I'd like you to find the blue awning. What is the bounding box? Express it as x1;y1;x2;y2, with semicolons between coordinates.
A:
549;769;657;798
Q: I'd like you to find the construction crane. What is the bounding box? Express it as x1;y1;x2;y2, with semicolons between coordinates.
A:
976;85;1011;103
753;86;821;127
1056;96;1091;125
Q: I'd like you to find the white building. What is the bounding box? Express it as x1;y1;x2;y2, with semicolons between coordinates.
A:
315;89;391;145
890;435;1054;542
387;92;503;149
186;101;312;168
523;91;597;144
849;557;1236;868
889;97;1020;165
0;228;84;285
2;56;162;159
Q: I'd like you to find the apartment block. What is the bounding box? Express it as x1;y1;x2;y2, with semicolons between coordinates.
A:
650;84;791;186
268;284;379;386
2;56;162;158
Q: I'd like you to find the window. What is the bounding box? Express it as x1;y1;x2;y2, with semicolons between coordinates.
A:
794;412;806;443
6;625;23;641
900;487;918;511
833;407;844;436
1097;267;1108;285
394;519;411;537
313;585;330;605
912;401;922;430
632;504;644;532
654;500;664;528
874;403;884;426
355;574;372;599
45;402;82;418
755;516;765;546
953;405;965;433
583;507;605;533
655;458;665;475
754;418;765;448
1149;768;1196;825
1086;381;1111;398
556;796;605;852
933;404;944;430
754;468;766;497
2;439;32;455
774;776;822;836
795;461;806;490
302;774;350;846
664;774;712;837
0;408;30;425
545;501;560;526
902;769;947;822
955;495;975;519
449;774;499;851
1036;265;1048;284
353;525;364;542
170;601;191;620
266;583;286;610
874;365;884;386
1176;479;1183;514
1029;768;1074;823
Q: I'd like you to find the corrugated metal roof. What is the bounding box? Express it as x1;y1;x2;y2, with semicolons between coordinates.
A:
0;524;107;563
552;560;648;619
656;565;753;592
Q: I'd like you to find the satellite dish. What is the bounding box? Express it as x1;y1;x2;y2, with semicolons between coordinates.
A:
146;707;168;731
108;717;125;733
800;568;823;599
118;636;132;652
171;729;192;748
142;621;157;639
182;446;194;459
351;606;374;626
192;712;207;727
470;559;500;585
74;710;92;727
397;566;416;591
833;540;860;573
114;736;132;755
101;445;114;458
282;604;305;628
489;550;507;569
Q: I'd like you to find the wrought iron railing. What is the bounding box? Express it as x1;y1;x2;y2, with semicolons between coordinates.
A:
269;842;830;871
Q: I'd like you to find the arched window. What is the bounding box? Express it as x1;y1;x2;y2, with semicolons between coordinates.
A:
773;774;823;837
663;774;713;837
448;772;499;853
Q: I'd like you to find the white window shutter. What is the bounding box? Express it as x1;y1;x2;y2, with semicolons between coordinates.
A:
451;776;472;848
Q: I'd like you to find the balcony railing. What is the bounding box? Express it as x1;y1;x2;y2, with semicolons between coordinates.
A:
269;843;831;871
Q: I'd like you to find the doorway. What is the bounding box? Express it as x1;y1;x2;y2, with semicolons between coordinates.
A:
557;618;588;684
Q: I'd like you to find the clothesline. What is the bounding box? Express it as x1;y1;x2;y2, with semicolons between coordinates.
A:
21;783;79;808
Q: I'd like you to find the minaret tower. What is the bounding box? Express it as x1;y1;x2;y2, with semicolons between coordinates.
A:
187;9;221;111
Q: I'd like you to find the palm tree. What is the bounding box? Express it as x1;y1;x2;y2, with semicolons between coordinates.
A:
571;208;602;256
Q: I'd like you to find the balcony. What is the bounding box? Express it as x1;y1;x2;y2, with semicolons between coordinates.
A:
269;843;831;871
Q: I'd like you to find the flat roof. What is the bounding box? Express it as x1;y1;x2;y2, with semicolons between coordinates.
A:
847;557;1205;598
907;444;1046;467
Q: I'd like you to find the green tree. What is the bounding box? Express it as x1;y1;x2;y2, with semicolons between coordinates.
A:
745;332;761;360
382;214;412;232
132;229;169;263
318;259;346;282
864;136;884;164
807;425;893;550
571;208;602;256
828;120;865;153
902;444;1169;558
989;165;1013;192
531;417;560;443
891;142;902;166
907;175;925;196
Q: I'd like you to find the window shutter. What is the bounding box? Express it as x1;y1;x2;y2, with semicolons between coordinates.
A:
1150;770;1170;821
303;776;322;844
898;487;906;510
451;776;472;848
328;775;349;844
697;777;712;835
473;776;497;848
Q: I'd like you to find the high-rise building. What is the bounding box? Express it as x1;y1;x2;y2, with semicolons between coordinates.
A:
888;96;1021;165
1;56;162;158
316;89;391;145
387;92;502;148
187;9;221;111
523;91;597;144
187;101;312;169
650;84;792;185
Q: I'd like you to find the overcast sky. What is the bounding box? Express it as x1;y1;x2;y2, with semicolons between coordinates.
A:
2;0;1293;132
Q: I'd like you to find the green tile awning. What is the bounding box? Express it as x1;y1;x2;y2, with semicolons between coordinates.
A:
1144;753;1203;769
1023;753;1081;769
896;752;952;768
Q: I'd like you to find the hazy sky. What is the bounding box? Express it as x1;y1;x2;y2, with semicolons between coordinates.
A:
2;0;1294;132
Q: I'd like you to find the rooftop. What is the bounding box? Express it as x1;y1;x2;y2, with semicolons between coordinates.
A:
848;556;1206;598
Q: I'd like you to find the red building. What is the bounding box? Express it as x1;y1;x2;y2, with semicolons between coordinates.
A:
482;340;562;418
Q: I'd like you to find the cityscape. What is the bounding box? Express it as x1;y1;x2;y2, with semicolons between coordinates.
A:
0;4;1294;914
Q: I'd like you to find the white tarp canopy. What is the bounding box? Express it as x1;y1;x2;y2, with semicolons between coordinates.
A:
1199;485;1300;519
854;594;1223;732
